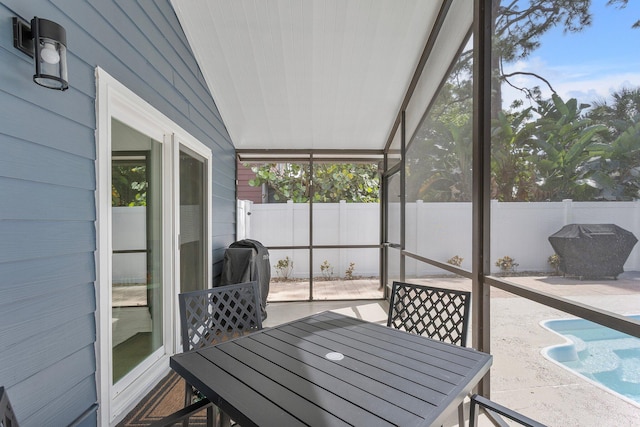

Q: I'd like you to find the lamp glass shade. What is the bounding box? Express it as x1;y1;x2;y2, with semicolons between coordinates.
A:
32;17;68;90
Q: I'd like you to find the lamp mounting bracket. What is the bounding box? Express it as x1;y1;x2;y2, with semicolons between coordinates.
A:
13;17;34;58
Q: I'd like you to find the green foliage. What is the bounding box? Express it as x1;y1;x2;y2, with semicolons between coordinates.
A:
587;88;640;137
406;57;473;202
583;118;640;200
247;163;379;203
112;165;148;207
491;108;538;201
528;94;608;201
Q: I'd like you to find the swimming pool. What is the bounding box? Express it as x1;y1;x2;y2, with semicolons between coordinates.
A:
541;315;640;407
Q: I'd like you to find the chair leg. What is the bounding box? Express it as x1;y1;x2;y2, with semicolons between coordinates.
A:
216;407;231;427
458;401;465;427
183;383;194;427
206;405;214;427
469;398;478;427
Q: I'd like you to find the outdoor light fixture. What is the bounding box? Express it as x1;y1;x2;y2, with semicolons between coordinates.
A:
13;16;68;90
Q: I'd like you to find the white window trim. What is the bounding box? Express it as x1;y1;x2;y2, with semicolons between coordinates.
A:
95;67;212;426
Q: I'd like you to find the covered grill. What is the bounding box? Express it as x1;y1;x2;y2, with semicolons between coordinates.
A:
548;224;637;279
220;239;270;319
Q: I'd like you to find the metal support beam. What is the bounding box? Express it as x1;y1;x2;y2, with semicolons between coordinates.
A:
400;111;406;282
380;154;387;293
472;0;493;397
309;156;314;300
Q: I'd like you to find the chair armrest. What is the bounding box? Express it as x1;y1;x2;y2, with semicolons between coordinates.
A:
149;398;213;427
470;394;547;427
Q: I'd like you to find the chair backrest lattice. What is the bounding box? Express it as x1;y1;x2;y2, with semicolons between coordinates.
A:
0;386;19;427
387;281;471;346
179;281;263;352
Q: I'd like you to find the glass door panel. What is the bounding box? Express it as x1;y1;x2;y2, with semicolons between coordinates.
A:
111;119;163;384
179;149;207;293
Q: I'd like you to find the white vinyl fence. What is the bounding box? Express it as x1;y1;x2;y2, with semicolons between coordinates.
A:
240;199;640;278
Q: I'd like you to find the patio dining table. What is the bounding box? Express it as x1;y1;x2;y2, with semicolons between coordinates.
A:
170;311;492;427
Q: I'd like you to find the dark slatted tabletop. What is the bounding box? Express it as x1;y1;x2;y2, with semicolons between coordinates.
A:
170;311;492;427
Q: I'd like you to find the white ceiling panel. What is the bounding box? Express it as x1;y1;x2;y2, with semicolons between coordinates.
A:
172;0;447;151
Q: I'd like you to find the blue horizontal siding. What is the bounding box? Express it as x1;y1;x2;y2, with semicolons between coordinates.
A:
0;0;236;424
0;220;95;263
0;136;95;189
14;343;97;426
0;253;96;302
0;90;96;159
0;282;95;352
0;178;95;220
27;374;97;427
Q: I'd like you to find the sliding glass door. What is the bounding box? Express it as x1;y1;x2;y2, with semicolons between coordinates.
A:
97;68;214;424
179;148;208;293
111;119;164;384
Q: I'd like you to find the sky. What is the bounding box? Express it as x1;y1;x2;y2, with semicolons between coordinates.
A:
501;0;640;109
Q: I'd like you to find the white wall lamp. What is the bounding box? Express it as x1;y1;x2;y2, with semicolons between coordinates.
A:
13;16;68;91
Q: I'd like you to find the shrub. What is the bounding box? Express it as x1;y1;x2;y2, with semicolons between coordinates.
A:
495;256;519;273
274;256;293;280
345;262;356;280
447;255;463;267
548;253;561;275
320;260;334;279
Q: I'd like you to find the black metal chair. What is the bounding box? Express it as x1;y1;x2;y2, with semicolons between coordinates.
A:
152;282;263;427
469;394;547;427
387;281;471;346
387;281;471;426
0;386;19;427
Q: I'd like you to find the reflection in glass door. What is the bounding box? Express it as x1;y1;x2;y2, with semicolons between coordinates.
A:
111;119;163;384
179;149;207;293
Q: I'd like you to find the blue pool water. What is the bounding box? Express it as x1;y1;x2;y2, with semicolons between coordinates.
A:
541;315;640;406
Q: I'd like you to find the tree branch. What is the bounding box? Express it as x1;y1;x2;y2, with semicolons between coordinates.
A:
502;71;558;95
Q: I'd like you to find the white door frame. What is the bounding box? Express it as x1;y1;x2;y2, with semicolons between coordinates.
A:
171;134;213;354
95;67;212;425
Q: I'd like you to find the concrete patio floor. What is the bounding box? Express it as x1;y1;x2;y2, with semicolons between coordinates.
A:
264;272;640;426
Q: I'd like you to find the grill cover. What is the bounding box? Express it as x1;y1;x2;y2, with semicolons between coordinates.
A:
548;224;637;279
220;239;270;319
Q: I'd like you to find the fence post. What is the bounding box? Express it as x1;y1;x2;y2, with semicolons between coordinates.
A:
236;200;251;240
415;200;423;277
562;199;573;225
490;200;499;274
287;200;297;276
